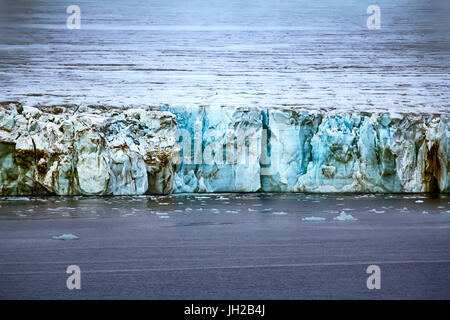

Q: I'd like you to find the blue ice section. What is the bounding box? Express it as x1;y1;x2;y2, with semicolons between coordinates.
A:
162;106;448;193
162;105;263;193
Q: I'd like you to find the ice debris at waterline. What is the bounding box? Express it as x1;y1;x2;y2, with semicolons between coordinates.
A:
302;216;326;222
333;211;357;221
0;102;448;195
51;234;79;240
272;211;288;215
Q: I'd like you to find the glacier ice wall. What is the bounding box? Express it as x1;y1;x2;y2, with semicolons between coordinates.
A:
0;103;178;195
292;112;448;193
170;106;448;193
163;106;262;193
0;102;448;195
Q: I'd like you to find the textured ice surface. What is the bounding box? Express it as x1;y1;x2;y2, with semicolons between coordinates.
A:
51;233;79;240
0;103;178;195
165;105;262;193
0;103;448;195
302;216;326;222
266;110;449;193
1;1;449;195
333;211;357;221
170;106;448;193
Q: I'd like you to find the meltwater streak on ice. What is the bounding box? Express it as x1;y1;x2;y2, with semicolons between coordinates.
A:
0;0;449;112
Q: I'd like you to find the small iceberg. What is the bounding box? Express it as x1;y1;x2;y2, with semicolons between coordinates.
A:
51;234;79;240
368;209;385;214
302;216;326;222
272;211;288;215
333;211;357;221
2;197;30;201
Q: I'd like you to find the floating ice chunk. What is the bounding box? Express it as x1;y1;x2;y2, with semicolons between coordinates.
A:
52;234;79;240
4;197;31;201
333;211;357;221
302;216;326;222
422;211;429;214
272;211;288;215
156;212;168;216
226;210;239;214
415;200;424;203
121;213;134;217
248;208;257;212
368;209;385;213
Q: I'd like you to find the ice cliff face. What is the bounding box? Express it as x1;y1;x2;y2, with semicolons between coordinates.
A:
0;103;178;195
266;110;448;193
170;106;448;193
163;106;262;193
0;102;448;195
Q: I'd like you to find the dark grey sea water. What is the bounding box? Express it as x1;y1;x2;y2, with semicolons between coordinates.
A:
0;193;449;299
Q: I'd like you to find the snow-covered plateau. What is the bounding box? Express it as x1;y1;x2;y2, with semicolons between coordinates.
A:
0;102;448;195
